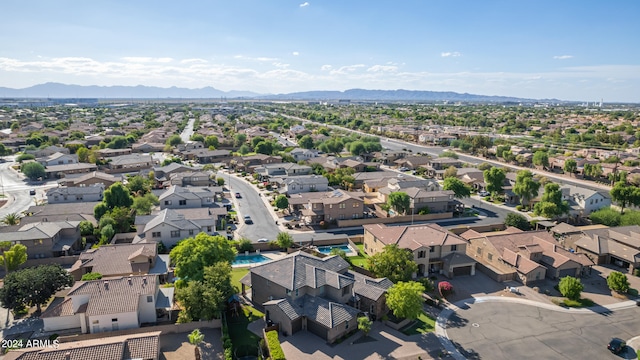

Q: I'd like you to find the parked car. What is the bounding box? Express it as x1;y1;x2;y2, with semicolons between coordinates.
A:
257;238;268;243
398;167;409;171
243;215;253;224
235;192;242;198
29;189;36;196
478;191;490;197
607;338;626;354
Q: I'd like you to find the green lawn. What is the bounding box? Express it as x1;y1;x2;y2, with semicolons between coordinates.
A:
349;244;370;268
231;268;249;292
400;311;436;335
227;305;264;358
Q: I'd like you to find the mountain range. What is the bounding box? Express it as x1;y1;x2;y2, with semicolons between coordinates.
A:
0;82;552;103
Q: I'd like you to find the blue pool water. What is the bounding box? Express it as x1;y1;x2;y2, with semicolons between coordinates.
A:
316;244;353;254
232;254;270;265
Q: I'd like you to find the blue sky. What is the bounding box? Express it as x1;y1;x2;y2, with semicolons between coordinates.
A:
1;0;639;102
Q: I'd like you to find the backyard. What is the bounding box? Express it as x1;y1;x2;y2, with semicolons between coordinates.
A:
231;268;249;292
350;243;370;268
400;311;436;336
227;304;264;358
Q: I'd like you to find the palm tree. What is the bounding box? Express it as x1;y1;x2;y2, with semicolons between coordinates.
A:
2;212;21;226
188;329;205;360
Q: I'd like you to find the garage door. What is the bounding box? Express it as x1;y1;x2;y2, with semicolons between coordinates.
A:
306;320;327;340
453;266;472;276
557;268;575;278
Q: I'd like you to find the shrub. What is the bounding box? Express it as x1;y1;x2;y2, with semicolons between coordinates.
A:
607;271;630;293
81;272;103;281
558;276;583;301
265;330;285;360
420;278;435;292
634;269;640;277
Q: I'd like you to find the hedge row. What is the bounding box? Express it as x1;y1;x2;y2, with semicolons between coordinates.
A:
265;330;285;360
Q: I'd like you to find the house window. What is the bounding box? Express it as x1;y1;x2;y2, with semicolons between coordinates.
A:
353;203;359;208
291;185;296;190
342;286;349;296
286;289;292;296
488;253;493;261
164;200;172;205
310;185;316;190
476;247;482;255
207;226;212;232
179;200;187;206
418;250;426;258
152;232;161;238
451;245;457;251
147;296;153;303
429;246;434;253
339;203;346;209
339;214;345;220
189;229;194;235
329;204;333;209
590;199;593;205
295;289;299;296
170;230;180;238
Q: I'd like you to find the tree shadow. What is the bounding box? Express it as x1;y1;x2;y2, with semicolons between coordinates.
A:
449;339;482;359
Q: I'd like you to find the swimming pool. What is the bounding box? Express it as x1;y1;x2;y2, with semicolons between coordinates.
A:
316;244;354;254
232;254;271;266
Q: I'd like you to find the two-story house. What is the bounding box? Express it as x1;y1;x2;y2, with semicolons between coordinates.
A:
301;190;365;224
106;154;155;173
281;175;329;195
134;208;218;248
363;223;475;277
41;275;173;334
560;185;611;217
38;152;78;167
0;220;82;258
58;171;121;188
425;158;462;179
290;148;318;162
574;225;640;272
46;184;105;204
158;186;222;209
241;251;391;342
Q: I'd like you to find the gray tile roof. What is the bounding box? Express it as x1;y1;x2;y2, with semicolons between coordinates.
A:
264;295;360;329
346;270;392;301
250;251;350;291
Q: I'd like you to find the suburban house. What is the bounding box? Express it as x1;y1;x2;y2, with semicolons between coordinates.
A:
158;185;223;209
46;184;104;204
256;163;313;181
167;171;216;187
181;149;232;164
26;145;69;158
394;155;432;170
44;163;99;179
3;331;161;360
291;148;318;162
57;171;121;188
95;148;132;159
560;185;612;217
40;275;174;334
105;154;155;173
281;175;329;195
132;141;165;153
425;158;462;179
0;220;82;258
241;251;391;342
373;150;406;165
574;225;640;272
134;208;219;248
404;189;461;214
461;228;594;284
363;223;476;277
38;152;78;167
69;242;169;282
233;154;283;173
300;190;365;224
152;163;196;186
22;202;99;225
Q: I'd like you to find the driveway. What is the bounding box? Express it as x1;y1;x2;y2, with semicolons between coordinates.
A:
444;300;640;359
278;321;444;360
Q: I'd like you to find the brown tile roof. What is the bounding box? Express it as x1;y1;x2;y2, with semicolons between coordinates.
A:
67;275;157;316
71;243;157;278
364;223;467;251
3;331;160;360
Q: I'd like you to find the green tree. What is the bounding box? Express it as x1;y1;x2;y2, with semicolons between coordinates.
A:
16;153;35;162
590;207;621;226
606;271;630;294
0;264;74;312
126;175;151;196
234;133;247;147
103;182;134;209
176;262;235;321
368;244;418;283
20;162;46;181
170;233;237;283
387;192;411;215
532;151;549;169
563;159;577;177
166;134;183;147
621;211;640;226
190;134;205;142
439;150;458;159
610;182;640;214
132;193;159;215
558;276;583;301
76;147;89;163
79;220;95;236
358;316;373;337
2;213;21;226
483;167;506;198
0;243;27;272
188;328;205;360
237;238;253;252
100;224;115;244
238;144;251;155
443;177;471;199
504;213;530;231
386;281;425;320
534;183;569;219
274;194;289;210
512;170;540;210
298;135;314;149
276;232;294;249
443;166;458;179
349;141;367;156
204;135;219;148
584;163;603;179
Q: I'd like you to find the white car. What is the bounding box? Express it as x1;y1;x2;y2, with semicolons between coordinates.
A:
478;191;490;197
257;238;268;243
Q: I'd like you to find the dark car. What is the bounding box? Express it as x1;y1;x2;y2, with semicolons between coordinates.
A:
608;338;626;354
29;189;36;196
235;192;242;198
243;215;253;224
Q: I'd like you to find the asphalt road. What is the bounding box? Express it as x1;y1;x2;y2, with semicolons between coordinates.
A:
446;301;640;360
227;173;280;242
0;157;59;219
179;117;195;143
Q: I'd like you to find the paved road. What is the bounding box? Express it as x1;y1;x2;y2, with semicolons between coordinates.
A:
0;158;37;219
270;131;297;147
444;300;640;360
179;117;196;143
227;173;280;242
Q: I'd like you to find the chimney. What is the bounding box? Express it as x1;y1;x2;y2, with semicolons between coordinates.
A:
142;277;147;285
65;352;71;360
128;277;132;285
103;280;109;290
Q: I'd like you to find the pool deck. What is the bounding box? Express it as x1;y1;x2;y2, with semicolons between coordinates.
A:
314;244;358;257
231;251;287;268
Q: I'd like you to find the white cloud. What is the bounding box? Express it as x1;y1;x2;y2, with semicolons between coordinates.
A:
320;65;332;71
272;62;290;69
180;58;208;64
441;52;461;58
292;51;300;56
121;57;173;63
299;2;309;7
553;55;573;60
367;65;398;73
233;55;278;62
329;64;366;75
